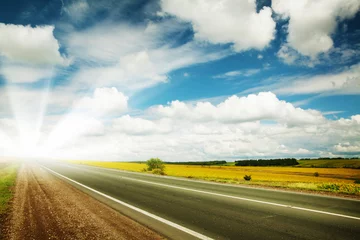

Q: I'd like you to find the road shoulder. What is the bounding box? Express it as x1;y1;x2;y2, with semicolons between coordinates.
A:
2;164;164;240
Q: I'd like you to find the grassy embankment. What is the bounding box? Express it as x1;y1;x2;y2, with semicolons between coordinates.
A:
0;162;19;216
69;159;360;196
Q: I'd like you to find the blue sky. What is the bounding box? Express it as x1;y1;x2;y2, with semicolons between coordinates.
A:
0;0;359;161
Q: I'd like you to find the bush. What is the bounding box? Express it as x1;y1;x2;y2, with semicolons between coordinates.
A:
314;172;319;177
243;175;252;181
152;168;165;175
146;158;165;171
354;179;360;184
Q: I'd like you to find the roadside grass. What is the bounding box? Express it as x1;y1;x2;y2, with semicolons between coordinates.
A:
69;161;360;196
0;163;19;215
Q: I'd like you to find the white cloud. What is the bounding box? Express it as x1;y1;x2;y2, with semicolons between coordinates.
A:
1;2;359;161
71;51;168;91
277;44;303;66
295;148;312;155
151;92;324;126
333;142;360;154
65;20;230;92
76;87;128;116
63;0;89;23
214;69;261;79
0;23;67;65
66;22;160;64
160;0;276;52
44;115;104;152
334;114;360;127
0;64;54;83
71;42;228;92
273;0;360;58
6;93;356;161
275;63;360;95
242;63;360;96
277;43;360;67
113;115;172;135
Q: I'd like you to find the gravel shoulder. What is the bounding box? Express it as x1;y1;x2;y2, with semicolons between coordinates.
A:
2;163;164;240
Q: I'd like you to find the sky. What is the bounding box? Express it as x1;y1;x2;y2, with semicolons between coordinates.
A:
0;0;359;161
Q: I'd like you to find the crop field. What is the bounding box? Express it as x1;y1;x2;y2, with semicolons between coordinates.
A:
69;160;360;196
0;162;19;215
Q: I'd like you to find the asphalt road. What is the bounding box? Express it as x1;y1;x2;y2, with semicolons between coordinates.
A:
39;161;360;240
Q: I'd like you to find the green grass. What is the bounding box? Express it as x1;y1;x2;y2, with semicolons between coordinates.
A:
297;159;360;168
0;163;19;215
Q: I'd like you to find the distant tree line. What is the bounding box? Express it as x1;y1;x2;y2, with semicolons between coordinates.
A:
235;158;299;166
165;160;227;166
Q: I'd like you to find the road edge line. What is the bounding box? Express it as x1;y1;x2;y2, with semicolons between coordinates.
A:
119;176;360;221
41;165;213;240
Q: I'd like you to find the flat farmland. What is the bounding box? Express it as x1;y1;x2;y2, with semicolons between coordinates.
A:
69;160;360;196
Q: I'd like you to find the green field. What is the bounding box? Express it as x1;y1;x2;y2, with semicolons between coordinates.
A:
0;162;19;215
297;159;360;168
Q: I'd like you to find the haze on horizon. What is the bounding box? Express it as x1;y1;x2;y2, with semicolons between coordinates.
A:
0;0;360;161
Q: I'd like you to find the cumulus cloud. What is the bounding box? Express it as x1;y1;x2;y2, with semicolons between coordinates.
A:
0;23;67;65
113;115;172;135
15;97;358;161
160;0;276;52
151;92;324;126
76;87;128;116
273;0;360;58
333;142;360;154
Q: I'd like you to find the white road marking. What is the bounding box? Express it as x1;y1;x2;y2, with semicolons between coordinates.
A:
41;165;213;240
118;176;360;221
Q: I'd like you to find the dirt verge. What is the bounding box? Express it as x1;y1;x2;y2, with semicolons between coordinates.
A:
2;164;164;240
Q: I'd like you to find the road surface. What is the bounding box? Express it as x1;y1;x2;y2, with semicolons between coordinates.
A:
40;161;360;240
3;164;163;240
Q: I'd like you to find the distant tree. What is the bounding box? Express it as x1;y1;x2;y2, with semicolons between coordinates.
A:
314;172;319;177
146;158;165;172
